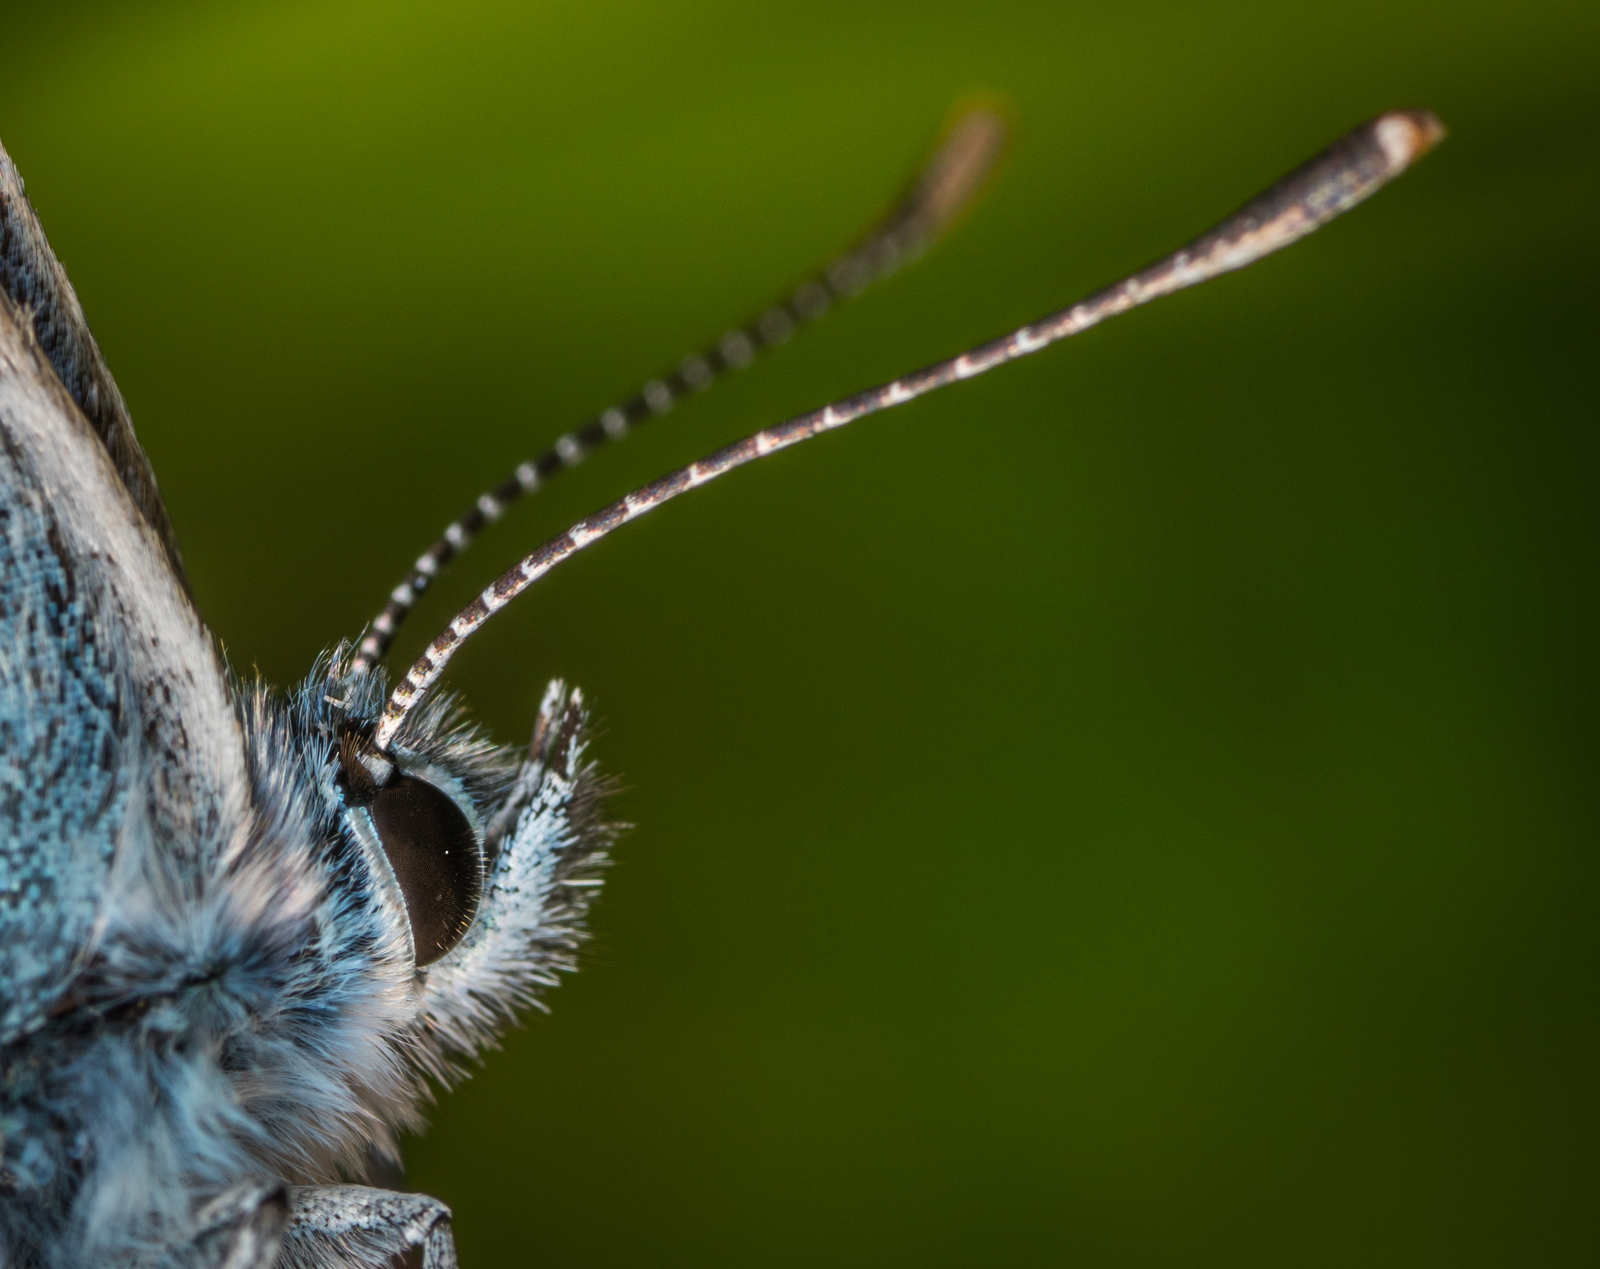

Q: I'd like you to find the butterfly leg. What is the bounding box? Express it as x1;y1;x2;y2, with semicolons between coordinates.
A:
277;1187;457;1269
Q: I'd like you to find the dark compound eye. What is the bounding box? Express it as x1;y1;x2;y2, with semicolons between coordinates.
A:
368;775;483;967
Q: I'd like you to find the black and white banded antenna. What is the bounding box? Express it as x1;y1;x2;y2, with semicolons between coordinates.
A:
373;110;1444;753
351;103;1010;674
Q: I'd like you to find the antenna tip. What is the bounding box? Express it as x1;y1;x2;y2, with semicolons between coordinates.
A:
1373;110;1446;173
913;100;1011;236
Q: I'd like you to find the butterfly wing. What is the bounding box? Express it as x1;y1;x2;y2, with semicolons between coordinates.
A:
1;142;185;584
0;138;248;1044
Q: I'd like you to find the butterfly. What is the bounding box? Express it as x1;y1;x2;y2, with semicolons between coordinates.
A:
0;105;1440;1267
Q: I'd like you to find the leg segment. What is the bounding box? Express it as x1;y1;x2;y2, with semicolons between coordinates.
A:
277;1187;456;1269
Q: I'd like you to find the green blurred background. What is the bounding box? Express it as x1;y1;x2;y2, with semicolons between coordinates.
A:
5;1;1597;1262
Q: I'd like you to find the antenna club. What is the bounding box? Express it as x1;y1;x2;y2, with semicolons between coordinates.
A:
913;105;1010;234
1374;110;1446;172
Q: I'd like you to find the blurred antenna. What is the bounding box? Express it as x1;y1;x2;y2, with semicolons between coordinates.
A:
353;104;1008;672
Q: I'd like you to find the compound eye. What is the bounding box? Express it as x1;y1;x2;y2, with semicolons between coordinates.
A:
368;775;483;966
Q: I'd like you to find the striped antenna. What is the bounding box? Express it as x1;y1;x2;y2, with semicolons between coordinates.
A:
374;110;1444;752
351;104;1010;673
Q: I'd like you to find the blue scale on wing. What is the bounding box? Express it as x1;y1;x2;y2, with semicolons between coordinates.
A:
0;449;126;1044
